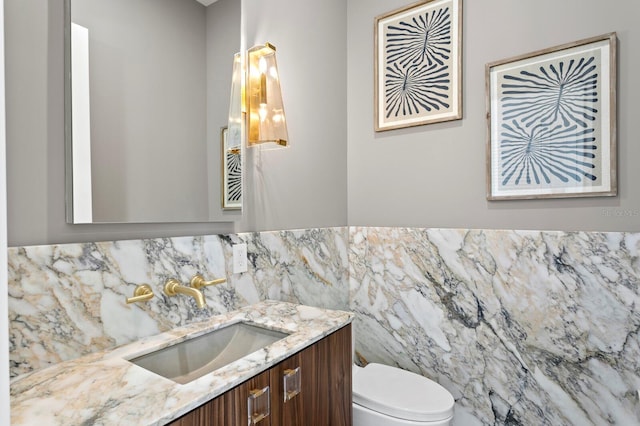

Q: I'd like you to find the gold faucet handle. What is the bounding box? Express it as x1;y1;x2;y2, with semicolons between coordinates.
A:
163;278;182;296
190;274;226;289
126;284;154;304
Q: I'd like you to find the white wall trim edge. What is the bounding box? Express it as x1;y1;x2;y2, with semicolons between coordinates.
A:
1;0;10;422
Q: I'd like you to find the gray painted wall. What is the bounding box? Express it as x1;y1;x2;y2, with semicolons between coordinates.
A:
7;0;636;247
5;0;348;246
73;0;210;223
347;0;640;232
238;0;349;233
206;0;243;222
5;0;236;246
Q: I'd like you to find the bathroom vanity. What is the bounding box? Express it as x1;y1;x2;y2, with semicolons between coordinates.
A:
10;301;353;425
170;322;352;425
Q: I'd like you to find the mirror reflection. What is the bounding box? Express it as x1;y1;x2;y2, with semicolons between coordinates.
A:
66;0;242;224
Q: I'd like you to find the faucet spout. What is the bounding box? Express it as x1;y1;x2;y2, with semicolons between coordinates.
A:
164;279;206;308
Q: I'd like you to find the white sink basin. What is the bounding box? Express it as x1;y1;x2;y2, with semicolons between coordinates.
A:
128;321;289;384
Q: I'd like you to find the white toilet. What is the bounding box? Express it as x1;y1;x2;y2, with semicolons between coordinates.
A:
352;363;455;426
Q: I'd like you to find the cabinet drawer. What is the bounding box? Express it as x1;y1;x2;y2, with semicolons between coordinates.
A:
169;324;352;426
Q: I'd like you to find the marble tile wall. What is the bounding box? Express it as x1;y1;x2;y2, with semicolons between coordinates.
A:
349;227;640;425
9;225;640;425
8;227;349;378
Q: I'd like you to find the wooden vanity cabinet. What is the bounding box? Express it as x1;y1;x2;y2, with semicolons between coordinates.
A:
169;323;352;426
170;369;272;426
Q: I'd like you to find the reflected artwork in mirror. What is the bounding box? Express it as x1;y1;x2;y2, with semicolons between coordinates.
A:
221;127;242;210
64;0;242;224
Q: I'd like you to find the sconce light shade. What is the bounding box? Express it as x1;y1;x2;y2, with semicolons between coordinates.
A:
227;52;244;149
246;42;288;149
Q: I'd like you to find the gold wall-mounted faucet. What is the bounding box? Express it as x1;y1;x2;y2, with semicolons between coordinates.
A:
190;274;226;289
126;284;154;304
164;278;206;308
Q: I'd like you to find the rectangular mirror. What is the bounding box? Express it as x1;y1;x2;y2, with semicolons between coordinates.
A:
65;0;242;224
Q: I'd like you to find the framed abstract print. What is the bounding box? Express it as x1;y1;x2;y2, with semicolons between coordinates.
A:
221;126;242;210
374;0;462;131
486;33;617;200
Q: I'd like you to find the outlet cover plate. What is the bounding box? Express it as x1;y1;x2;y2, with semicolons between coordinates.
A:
233;243;248;274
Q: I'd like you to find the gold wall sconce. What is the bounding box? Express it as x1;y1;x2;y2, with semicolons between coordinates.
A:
229;42;288;150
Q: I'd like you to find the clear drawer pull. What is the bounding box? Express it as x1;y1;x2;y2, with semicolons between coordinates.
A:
248;386;270;424
283;367;301;402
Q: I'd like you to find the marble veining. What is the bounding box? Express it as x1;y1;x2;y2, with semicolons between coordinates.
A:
10;300;353;426
237;227;350;311
8;228;349;378
349;227;640;425
10;225;640;425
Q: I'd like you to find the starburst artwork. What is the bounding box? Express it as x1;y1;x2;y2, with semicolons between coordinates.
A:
487;33;617;200
221;127;242;210
375;0;462;131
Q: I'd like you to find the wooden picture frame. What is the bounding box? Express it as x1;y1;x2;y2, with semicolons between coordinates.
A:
486;33;617;200
374;0;462;131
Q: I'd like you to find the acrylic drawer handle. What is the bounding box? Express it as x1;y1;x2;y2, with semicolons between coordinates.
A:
248;386;270;424
283;367;301;402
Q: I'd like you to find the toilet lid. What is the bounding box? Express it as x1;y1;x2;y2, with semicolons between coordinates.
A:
353;363;454;422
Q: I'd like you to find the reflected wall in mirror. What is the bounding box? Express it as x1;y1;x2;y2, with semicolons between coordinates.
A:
65;0;242;224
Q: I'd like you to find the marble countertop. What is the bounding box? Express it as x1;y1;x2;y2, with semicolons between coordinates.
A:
10;300;354;425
